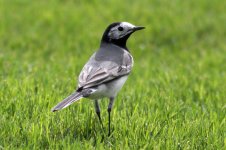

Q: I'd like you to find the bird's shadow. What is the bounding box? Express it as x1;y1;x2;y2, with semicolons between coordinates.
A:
52;117;115;146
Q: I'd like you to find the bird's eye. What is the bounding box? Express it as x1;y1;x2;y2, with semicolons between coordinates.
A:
118;26;124;31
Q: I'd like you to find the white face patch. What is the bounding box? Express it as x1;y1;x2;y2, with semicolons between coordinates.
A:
108;22;136;40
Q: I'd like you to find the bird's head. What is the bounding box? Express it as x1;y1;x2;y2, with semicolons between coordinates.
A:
101;22;145;49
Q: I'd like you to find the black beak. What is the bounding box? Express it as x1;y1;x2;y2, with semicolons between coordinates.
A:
133;26;145;31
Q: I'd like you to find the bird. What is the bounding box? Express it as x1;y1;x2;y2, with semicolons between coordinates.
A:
52;22;145;136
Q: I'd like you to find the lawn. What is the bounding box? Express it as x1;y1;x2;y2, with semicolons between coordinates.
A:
0;0;225;149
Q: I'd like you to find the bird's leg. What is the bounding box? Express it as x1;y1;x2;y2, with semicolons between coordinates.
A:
107;97;115;136
94;100;103;127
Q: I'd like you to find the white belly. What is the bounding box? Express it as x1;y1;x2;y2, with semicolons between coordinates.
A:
88;75;128;99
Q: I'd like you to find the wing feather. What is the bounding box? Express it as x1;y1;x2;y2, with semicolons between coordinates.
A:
78;51;133;89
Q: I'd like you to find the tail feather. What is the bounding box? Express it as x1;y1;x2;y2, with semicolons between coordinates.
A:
52;92;83;112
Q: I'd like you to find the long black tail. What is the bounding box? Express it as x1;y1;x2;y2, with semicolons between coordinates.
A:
51;92;83;112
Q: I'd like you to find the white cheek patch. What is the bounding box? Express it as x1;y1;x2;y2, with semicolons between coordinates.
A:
108;22;136;40
108;27;121;40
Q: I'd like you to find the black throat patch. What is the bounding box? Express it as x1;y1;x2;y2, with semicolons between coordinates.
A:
101;22;132;51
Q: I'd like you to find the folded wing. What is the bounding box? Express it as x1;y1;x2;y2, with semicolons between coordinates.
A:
78;51;133;89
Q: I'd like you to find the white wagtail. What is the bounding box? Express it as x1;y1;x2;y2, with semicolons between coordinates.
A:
52;22;145;136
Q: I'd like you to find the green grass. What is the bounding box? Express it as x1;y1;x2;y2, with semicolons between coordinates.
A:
0;0;226;149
